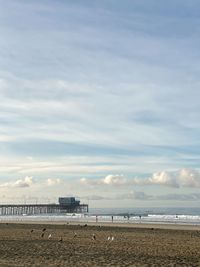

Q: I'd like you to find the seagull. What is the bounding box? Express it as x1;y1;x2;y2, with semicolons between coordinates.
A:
30;229;34;233
107;236;111;241
92;234;96;240
59;237;63;242
42;228;46;232
48;234;52;239
74;232;77;238
41;233;45;238
111;236;114;241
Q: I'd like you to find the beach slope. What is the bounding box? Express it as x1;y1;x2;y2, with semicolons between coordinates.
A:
0;223;199;266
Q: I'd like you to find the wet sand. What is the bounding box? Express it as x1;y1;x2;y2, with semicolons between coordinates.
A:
0;222;200;266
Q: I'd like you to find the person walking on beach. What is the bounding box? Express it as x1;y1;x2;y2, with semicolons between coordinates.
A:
111;215;114;223
96;215;98;223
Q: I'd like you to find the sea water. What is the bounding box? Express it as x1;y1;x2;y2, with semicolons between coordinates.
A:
1;207;200;225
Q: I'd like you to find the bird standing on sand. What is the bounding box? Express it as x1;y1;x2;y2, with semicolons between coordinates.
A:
48;234;52;239
92;234;96;240
74;232;77;238
41;233;45;238
59;237;63;242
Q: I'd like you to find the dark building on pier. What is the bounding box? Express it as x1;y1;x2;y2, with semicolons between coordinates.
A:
0;197;88;216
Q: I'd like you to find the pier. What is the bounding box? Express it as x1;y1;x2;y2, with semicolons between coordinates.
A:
0;197;88;215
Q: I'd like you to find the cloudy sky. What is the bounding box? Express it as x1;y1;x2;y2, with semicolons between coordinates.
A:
0;0;200;207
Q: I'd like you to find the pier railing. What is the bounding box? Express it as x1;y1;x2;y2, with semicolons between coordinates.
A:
0;203;88;215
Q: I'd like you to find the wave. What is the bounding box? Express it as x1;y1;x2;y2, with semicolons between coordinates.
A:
1;212;200;225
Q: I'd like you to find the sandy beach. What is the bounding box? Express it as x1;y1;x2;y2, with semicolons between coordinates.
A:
0;222;200;267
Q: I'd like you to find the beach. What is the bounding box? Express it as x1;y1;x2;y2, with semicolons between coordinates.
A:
0;222;199;266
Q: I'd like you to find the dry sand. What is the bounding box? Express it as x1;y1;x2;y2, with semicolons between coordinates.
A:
0;222;200;267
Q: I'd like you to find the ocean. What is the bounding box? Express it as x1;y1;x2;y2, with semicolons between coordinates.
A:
1;207;200;225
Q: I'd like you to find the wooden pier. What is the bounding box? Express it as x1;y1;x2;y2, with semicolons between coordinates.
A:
0;203;88;216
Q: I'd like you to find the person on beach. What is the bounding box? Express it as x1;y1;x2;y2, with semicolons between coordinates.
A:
96;215;98;223
111;215;114;223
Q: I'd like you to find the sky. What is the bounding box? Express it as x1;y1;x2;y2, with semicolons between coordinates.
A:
0;0;200;207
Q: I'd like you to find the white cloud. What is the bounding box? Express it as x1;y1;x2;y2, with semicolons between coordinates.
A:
46;178;61;186
0;176;34;188
102;174;127;185
80;168;200;188
139;171;179;187
176;168;200;187
14;176;34;187
80;177;89;185
135;168;200;188
80;174;127;186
